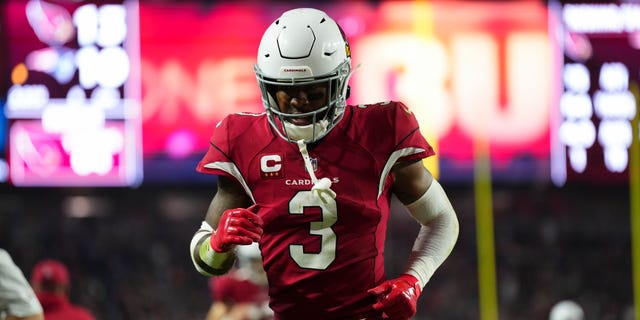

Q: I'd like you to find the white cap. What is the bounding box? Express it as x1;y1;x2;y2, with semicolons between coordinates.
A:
549;300;584;320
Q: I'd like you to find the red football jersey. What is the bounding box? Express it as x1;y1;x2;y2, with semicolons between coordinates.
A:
197;101;434;320
209;271;270;306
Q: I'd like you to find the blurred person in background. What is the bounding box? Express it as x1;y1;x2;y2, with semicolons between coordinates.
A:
190;7;459;320
206;243;272;320
30;259;94;320
0;249;44;320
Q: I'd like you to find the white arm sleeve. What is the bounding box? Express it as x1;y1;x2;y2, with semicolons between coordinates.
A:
0;249;43;317
189;221;235;276
403;180;459;289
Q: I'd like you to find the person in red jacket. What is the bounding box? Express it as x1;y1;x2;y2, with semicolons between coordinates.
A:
206;243;272;320
30;259;94;320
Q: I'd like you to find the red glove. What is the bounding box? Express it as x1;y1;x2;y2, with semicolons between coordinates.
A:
367;274;421;320
210;205;263;253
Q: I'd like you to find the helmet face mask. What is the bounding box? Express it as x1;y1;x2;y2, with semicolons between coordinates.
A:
254;8;352;143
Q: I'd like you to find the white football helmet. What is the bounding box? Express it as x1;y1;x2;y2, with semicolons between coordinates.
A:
235;242;267;285
254;8;352;143
549;300;584;320
236;242;261;266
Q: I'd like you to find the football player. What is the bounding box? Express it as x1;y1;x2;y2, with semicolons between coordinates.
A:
0;249;43;320
30;259;94;320
206;243;272;320
190;7;459;320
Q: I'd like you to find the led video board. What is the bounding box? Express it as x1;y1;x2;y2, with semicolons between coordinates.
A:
0;100;6;183
3;0;142;186
138;1;552;183
1;1;553;185
551;1;640;186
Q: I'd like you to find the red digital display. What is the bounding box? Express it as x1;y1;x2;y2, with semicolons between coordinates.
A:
551;2;640;186
137;1;552;182
3;0;142;186
9;120;134;186
2;1;553;185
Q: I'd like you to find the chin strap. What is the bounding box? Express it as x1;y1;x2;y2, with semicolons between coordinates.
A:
296;139;336;204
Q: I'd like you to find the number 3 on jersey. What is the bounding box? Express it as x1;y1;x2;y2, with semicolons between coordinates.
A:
288;190;337;270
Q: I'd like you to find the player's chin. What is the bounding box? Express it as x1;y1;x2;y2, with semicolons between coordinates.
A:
287;117;312;126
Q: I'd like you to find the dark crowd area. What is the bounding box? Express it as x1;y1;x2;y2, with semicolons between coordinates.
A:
0;182;634;320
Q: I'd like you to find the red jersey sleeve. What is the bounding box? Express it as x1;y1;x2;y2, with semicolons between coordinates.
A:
196;116;234;178
209;273;268;304
349;101;434;166
391;101;435;162
209;276;232;301
195;112;272;195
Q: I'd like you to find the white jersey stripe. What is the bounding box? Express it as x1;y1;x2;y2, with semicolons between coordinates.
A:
203;161;255;203
378;147;426;199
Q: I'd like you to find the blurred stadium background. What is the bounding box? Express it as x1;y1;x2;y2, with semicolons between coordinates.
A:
0;0;638;319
